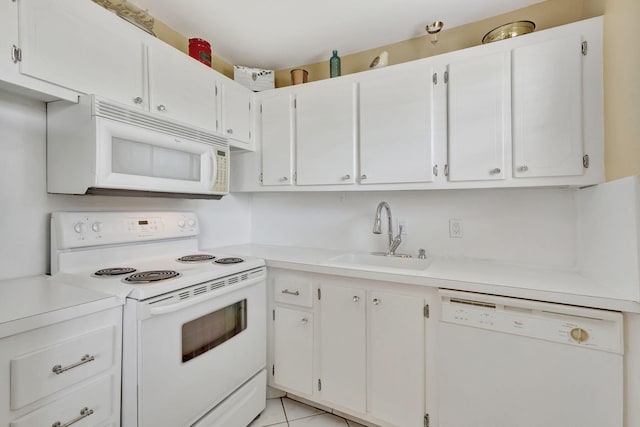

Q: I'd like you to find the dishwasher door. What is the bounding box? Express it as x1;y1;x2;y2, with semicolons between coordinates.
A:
437;290;624;427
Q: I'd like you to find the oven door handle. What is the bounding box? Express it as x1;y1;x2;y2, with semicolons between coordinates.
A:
146;274;264;317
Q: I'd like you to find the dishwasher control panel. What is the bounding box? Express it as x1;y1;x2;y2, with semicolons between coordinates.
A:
440;290;623;354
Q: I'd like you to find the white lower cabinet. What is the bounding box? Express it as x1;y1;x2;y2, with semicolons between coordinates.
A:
270;270;315;396
273;306;314;395
367;290;425;427
0;306;122;426
319;282;426;427
269;268;429;427
319;285;367;413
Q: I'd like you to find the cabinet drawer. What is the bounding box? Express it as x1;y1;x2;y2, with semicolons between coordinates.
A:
274;273;313;307
10;374;114;427
10;325;115;409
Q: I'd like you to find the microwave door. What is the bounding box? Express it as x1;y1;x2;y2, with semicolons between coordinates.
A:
96;118;217;194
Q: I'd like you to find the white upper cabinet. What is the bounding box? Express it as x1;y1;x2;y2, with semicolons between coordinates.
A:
16;0;145;107
147;38;217;131
447;51;510;182
261;94;295;186
221;80;253;148
296;80;357;185
359;61;436;184
512;35;584;178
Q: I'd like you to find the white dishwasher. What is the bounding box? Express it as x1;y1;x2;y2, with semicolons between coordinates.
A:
437;290;624;427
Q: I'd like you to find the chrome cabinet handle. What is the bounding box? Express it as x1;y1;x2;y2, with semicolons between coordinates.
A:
133;96;143;104
342;174;351;180
156;104;167;112
52;407;94;427
372;298;381;305
281;289;300;296
517;165;529;172
300;318;309;325
11;45;21;63
353;296;360;303
433;165;438;176
227;128;234;134
52;354;95;375
280;176;289;182
489;168;501;175
360;174;367;180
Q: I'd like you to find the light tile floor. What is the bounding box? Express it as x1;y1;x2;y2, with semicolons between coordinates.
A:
248;397;367;427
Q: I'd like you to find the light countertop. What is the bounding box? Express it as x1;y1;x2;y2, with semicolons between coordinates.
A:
0;275;122;339
211;244;640;313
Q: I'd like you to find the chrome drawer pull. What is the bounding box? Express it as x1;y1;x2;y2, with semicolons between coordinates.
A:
52;354;95;375
52;407;94;427
281;289;300;296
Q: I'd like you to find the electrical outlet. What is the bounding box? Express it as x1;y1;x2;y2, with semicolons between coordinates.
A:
398;220;408;235
449;219;463;238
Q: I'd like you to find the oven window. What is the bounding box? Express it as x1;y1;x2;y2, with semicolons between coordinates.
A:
181;299;247;363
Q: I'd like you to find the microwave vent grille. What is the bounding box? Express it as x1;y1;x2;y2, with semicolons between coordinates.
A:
93;98;227;148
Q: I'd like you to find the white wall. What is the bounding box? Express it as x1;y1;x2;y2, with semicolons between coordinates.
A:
0;90;252;280
250;188;578;268
577;176;640;301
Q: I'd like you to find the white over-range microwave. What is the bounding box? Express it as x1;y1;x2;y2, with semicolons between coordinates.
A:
47;95;229;199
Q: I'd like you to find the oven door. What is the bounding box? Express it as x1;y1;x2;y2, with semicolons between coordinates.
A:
131;273;266;427
95;117;229;195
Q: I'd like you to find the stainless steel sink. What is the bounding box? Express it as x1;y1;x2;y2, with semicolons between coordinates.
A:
328;252;432;271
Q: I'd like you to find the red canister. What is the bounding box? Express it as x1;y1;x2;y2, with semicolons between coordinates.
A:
188;38;212;67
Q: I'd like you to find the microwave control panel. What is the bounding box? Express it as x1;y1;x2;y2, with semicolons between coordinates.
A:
212;148;229;193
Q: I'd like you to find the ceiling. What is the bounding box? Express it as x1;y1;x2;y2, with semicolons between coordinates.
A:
133;0;543;70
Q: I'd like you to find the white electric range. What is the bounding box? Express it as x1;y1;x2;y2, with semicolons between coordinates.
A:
50;211;267;427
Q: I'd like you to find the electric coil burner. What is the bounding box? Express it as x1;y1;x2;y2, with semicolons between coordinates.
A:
177;254;216;262
94;267;136;276
214;257;245;265
124;270;180;283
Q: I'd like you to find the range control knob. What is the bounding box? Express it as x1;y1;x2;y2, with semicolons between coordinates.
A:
178;219;186;228
570;327;589;343
187;219;196;227
91;222;102;233
73;222;86;234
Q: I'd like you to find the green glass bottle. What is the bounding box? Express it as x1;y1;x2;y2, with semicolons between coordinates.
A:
330;50;341;78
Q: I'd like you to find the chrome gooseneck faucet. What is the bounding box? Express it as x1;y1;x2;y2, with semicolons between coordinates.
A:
373;201;403;255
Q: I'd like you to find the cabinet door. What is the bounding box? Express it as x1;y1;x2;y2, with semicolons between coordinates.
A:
17;0;145;108
368;291;425;427
513;35;584;178
147;38;217;131
447;51;510;181
296;81;356;185
261;94;295;186
319;284;366;413
360;62;435;184
273;307;313;395
222;81;253;148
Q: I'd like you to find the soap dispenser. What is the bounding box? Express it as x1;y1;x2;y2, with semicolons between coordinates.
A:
330;50;341;78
